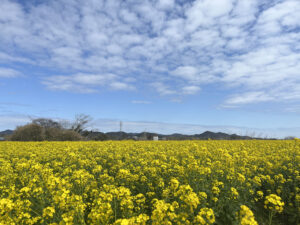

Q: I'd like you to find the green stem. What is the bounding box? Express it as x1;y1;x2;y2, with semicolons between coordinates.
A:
268;211;274;225
114;198;117;222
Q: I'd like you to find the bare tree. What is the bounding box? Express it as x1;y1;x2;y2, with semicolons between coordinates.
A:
257;132;263;139
249;131;256;139
31;118;61;129
58;119;73;130
71;114;92;133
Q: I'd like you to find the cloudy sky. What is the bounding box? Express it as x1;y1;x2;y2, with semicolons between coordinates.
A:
1;0;300;137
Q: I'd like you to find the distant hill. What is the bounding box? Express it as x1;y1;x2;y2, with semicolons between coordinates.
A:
0;129;255;140
193;131;251;140
0;129;13;137
88;130;253;140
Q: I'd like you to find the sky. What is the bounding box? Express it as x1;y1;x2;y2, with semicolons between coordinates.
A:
1;0;300;138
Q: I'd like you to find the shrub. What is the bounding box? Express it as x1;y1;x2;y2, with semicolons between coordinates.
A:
10;124;82;141
58;130;82;141
10;124;45;141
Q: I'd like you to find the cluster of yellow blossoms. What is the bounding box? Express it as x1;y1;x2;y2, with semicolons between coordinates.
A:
0;140;299;224
264;194;284;213
236;205;258;225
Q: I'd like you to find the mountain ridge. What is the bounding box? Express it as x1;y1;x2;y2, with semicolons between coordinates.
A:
0;129;258;140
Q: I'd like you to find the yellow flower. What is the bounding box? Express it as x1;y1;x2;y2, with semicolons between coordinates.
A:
264;194;284;213
212;186;220;195
170;178;180;190
151;199;177;225
0;198;14;214
231;187;239;199
237;173;246;183
194;208;215;224
43;206;55;218
0;139;299;224
236;205;258;225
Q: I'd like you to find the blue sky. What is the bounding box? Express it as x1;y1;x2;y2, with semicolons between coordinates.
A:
1;0;300;138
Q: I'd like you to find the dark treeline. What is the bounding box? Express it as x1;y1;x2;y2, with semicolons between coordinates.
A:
5;115;92;141
0;115;280;141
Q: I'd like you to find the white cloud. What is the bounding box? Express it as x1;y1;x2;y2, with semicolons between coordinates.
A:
110;82;135;91
254;0;300;42
52;47;81;58
182;86;201;95
0;67;21;78
185;0;234;31
72;73;116;85
157;0;174;10
151;82;175;96
43;73;133;93
172;66;198;81
224;91;274;106
119;9;139;24
0;0;300;108
172;66;214;84
0;52;33;64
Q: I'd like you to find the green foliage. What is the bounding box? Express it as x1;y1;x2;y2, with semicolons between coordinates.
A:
10;124;44;141
10;124;82;141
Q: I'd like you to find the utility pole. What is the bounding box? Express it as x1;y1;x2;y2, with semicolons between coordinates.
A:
120;121;123;132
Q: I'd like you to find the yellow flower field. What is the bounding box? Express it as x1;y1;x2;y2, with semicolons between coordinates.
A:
0;140;299;224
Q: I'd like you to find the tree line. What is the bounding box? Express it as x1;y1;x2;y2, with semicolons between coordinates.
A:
8;114;107;141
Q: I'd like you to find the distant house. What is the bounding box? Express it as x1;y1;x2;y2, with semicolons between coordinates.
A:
153;136;167;141
132;136;139;140
0;137;5;141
